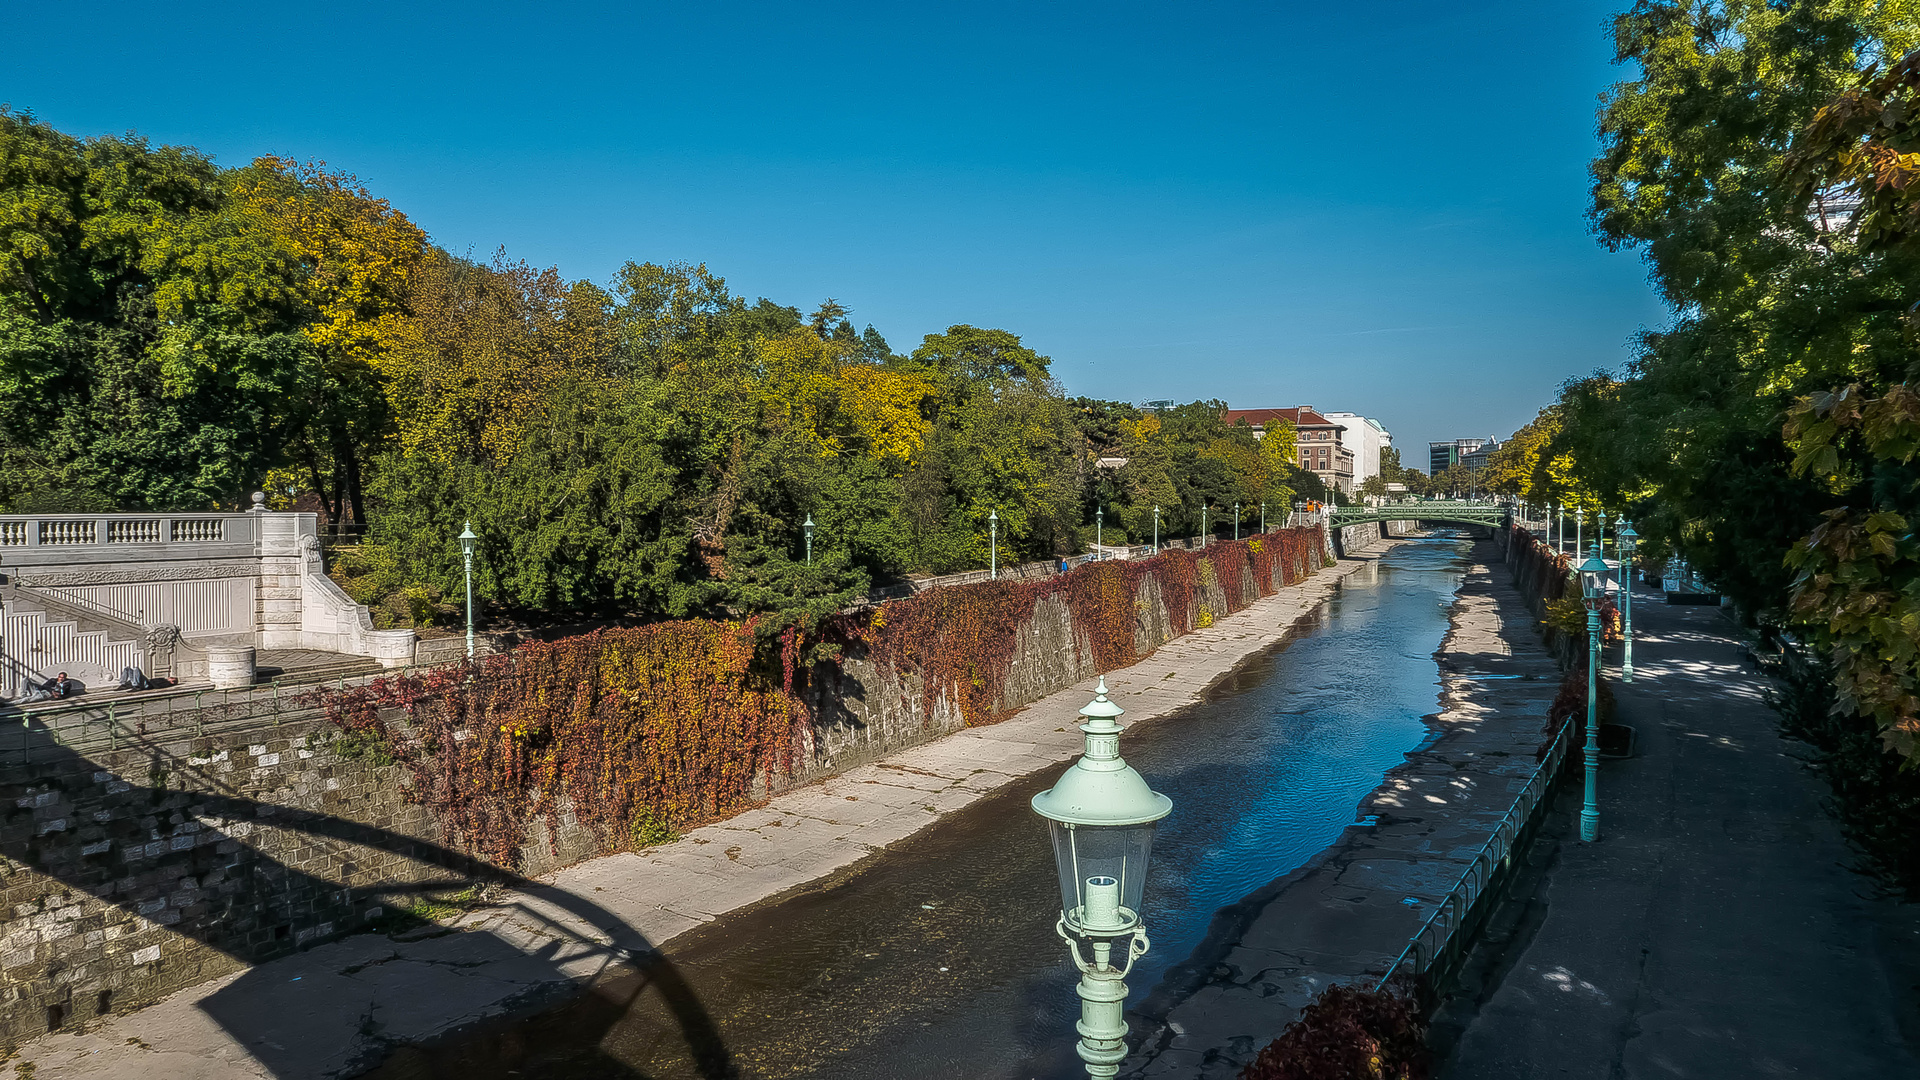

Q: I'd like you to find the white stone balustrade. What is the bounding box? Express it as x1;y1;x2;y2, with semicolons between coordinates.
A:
0;515;235;549
0;509;415;699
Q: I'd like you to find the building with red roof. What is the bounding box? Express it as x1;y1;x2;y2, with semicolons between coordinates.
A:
1221;405;1355;494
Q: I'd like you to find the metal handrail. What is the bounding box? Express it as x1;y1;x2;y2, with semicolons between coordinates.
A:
2;661;431;756
1374;713;1575;991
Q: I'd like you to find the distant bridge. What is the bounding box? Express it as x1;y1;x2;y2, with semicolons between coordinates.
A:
1330;500;1510;530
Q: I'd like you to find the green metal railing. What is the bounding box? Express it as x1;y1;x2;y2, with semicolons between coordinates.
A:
1331;501;1508;529
1373;709;1575;993
2;665;407;759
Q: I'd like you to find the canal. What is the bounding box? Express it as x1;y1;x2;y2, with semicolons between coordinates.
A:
370;535;1473;1080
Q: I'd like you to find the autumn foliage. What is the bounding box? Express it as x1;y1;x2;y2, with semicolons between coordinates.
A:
316;526;1326;865
316;620;809;867
1238;981;1429;1080
846;526;1326;727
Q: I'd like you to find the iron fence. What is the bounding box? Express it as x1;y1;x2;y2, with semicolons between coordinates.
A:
3;666;411;758
1374;713;1575;994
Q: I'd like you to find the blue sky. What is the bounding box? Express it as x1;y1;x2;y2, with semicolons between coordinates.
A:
6;1;1665;464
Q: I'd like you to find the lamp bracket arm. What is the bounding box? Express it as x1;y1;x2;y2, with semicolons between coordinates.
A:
1056;917;1095;974
1116;926;1150;978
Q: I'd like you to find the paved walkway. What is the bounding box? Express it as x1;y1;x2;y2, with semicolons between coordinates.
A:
1441;583;1920;1077
1124;538;1561;1078
11;549;1392;1080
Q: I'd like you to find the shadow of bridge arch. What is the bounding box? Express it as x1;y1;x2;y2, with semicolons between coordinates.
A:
1;710;732;1079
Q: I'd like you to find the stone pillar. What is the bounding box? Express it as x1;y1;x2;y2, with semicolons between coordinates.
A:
207;646;256;689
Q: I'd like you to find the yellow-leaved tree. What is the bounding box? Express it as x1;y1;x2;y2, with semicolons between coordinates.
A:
236;157;428;522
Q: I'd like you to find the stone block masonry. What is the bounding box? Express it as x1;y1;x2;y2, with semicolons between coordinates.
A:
0;717;454;1045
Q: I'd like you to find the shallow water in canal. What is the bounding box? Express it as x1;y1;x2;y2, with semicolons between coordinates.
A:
377;536;1471;1080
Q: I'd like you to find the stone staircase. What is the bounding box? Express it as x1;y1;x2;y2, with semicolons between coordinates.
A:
253;651;385;688
0;596;144;700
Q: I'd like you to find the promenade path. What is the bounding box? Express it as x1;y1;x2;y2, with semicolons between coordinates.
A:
12;548;1394;1080
1441;582;1920;1077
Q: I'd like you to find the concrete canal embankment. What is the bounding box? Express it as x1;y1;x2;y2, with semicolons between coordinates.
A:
0;527;1329;1050
1123;533;1563;1079
5;534;1378;1080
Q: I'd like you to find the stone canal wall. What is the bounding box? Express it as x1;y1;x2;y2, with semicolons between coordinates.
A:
1333;519;1417;557
1497;524;1580;666
0;714;465;1044
0;528;1333;1043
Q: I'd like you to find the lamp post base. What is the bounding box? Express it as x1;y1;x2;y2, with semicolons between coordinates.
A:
1074;964;1129;1078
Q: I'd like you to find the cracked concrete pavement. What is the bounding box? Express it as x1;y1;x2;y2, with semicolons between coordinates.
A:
10;544;1395;1080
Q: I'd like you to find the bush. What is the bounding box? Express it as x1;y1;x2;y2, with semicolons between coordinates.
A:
1544;664;1614;754
1239;981;1429;1080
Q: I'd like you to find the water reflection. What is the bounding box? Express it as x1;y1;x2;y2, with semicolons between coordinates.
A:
391;537;1470;1080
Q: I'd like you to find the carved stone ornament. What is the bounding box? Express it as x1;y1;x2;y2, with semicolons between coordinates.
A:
15;565;255;588
143;623;182;677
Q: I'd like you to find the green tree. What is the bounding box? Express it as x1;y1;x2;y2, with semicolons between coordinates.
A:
0;110;318;511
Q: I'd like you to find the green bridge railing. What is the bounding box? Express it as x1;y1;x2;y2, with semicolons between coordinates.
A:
1330;500;1510;529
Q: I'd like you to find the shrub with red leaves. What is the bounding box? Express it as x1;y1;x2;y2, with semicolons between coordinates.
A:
1238;981;1430;1080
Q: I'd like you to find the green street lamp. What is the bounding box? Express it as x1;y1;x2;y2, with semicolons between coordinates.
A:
1578;544;1609;843
1259;500;1266;533
803;513;816;567
457;522;478;661
1617;519;1638;683
990;509;999;581
1032;677;1172;1079
1096;504;1104;553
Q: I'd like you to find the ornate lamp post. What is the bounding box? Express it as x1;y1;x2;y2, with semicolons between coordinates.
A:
1574;508;1583;566
990;509;999;581
1578;544;1610;842
1295;500;1305;528
1617;519;1637;683
1096;504;1104;553
1200;504;1209;548
1032;678;1172;1079
457;522;478;661
803;513;815;567
1556;502;1564;554
1260;500;1266;533
1233;501;1240;541
1152;505;1160;555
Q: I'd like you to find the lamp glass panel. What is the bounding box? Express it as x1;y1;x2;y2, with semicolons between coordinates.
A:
1047;820;1157;930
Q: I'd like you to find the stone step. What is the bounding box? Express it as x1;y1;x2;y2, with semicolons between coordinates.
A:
253;654;385;688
